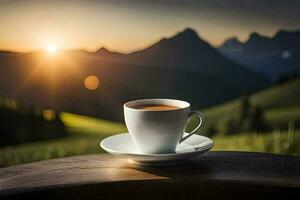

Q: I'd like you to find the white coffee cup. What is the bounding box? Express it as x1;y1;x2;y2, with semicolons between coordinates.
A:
124;99;203;154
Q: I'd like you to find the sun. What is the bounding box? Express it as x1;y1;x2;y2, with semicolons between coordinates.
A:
46;44;59;54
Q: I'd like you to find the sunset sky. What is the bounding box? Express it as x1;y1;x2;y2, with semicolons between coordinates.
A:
0;0;299;53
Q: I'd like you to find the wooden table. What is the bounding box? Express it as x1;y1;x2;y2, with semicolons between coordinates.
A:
0;151;299;199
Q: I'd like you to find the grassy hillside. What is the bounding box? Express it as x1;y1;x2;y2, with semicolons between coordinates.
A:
252;79;300;108
60;112;127;134
1;112;299;167
0;112;126;167
213;130;299;156
195;79;300;135
0;80;299;167
266;106;300;129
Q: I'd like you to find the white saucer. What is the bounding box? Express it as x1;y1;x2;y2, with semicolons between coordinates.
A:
100;133;214;166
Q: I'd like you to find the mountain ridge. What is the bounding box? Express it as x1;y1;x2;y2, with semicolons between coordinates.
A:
219;29;300;81
93;28;268;89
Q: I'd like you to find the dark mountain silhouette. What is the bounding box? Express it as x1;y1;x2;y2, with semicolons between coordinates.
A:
95;28;267;91
0;50;18;54
219;29;300;81
95;47;123;59
0;28;268;121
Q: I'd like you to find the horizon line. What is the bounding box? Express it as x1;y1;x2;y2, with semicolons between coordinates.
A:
0;27;298;54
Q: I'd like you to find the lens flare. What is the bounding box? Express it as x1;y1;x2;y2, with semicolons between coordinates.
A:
84;75;99;90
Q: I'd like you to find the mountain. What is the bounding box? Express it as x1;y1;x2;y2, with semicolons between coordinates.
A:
95;47;123;60
219;29;300;81
0;28;268;121
0;50;18;54
95;28;268;90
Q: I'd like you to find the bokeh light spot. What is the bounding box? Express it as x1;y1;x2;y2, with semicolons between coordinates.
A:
43;109;56;121
282;50;291;59
84;75;99;90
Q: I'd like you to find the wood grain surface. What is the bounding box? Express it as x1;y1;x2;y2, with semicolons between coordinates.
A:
0;151;299;199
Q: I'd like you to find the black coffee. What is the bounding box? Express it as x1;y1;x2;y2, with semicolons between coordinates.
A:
132;104;179;111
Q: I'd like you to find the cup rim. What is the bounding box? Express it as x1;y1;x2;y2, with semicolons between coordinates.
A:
124;98;190;112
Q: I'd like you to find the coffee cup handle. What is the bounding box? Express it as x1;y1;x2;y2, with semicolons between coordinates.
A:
180;111;204;143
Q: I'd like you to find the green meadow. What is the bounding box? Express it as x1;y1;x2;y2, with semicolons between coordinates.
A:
196;79;300;135
0;112;127;167
0;113;299;168
0;79;299;168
